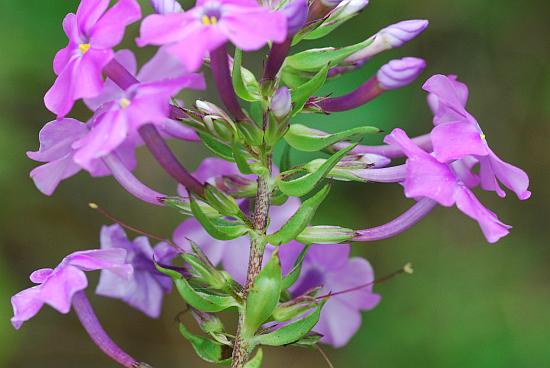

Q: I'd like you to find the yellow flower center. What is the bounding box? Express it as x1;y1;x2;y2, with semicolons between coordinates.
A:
201;15;218;26
480;133;486;141
119;97;131;109
79;43;91;55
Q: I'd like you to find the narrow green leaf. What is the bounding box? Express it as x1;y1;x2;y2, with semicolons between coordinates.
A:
199;132;235;161
285;37;373;73
267;185;330;245
303;13;358;40
245;251;283;334
281;66;315;89
282;244;311;290
291;65;329;116
190;195;248;240
232;49;261;102
279;142;292;173
276;144;356;197
284;124;381;152
179;324;232;364
231;142;254;174
162;196;219;217
254;303;324;346
244;349;263;368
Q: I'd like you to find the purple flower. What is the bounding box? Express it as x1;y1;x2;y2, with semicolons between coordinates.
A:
96;224;177;318
174;158;299;284
137;0;287;71
271;87;292;119
72;75;205;171
44;0;141;117
377;57;426;90
85;49;200;142
11;249;132;329
27;118;137;195
281;0;308;36
281;243;381;348
385;128;511;243
150;0;183;14
424;74;531;200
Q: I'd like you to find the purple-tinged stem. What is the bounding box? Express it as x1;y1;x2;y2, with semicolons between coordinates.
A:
263;39;292;84
72;291;145;368
353;198;437;242
103;59;204;196
334;133;432;159
355;164;407;183
210;45;247;122
139;124;205;196
103;153;165;206
316;76;384;112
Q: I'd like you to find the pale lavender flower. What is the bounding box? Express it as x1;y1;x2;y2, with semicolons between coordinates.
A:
11;249;132;329
280;243;381;348
72;75;205;171
137;0;287;71
424;74;531;200
150;0;183;14
271;87;292;119
27;118;136;195
45;0;141;117
384;128;511;243
345;20;429;64
96;225;177;318
377;57;426;90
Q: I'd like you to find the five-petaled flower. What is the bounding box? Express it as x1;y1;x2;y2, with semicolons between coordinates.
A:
137;0;287;71
45;0;142;117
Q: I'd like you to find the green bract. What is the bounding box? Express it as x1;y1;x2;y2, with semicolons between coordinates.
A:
284;124;381;152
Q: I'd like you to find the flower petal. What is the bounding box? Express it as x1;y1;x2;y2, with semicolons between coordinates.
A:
11;287;45;329
89;0;142;48
431;121;489;162
479;151;531;200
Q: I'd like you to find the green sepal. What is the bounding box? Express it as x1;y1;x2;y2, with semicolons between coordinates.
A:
290;65;329;116
276;144;356;197
267;185;330;245
162;196;219;217
191;309;225;335
290;332;323;348
198;132;235;162
204;184;243;218
156;263;239;312
285;37;374;73
272;298;320;323
238;120;264;147
243;348;263;368
190;195;248;240
281;244;311;290
284;124;381;152
253;302;325;346
232;49;262;102
264;112;289;149
244;251;283;335
281;67;315;90
179;324;232;365
296;226;356;244
231;142;254;174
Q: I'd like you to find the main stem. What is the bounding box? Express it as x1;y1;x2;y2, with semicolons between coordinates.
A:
232;155;272;368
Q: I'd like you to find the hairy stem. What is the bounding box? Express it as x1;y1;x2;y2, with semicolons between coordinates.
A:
232;155;272;368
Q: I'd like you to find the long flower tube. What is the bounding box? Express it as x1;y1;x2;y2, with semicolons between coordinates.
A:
353;198;438;241
333;133;433;159
210;45;248;121
103;153;166;205
72;291;146;368
102;59;205;196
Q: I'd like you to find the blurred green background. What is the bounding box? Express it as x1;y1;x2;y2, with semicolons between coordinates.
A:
1;0;549;367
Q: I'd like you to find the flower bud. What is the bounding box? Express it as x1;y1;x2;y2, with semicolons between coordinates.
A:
149;0;183;14
282;0;308;36
270;87;292;119
320;0;344;8
346;20;429;63
192;310;225;334
377;57;426;90
333;0;369;19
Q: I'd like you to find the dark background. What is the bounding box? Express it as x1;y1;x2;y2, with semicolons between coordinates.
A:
1;0;549;366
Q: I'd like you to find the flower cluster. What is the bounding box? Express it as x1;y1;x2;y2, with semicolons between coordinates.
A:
15;0;530;367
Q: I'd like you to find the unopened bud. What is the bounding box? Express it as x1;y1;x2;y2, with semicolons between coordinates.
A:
332;0;369;20
149;0;182;14
272;297;320;322
215;175;257;197
192;309;225;334
377;57;426;90
270;87;292;119
282;0;308;36
296;226;355;244
320;0;344;8
346;20;429;63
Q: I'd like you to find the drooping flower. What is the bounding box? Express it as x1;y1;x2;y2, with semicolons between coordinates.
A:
45;0;142;117
137;0;287;71
27;118;137;195
424;74;531;200
96;224;177;318
385;128;511;243
72;75;205;171
11;249;132;329
85;49;200;142
174;158;301;284
280;243;381;348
